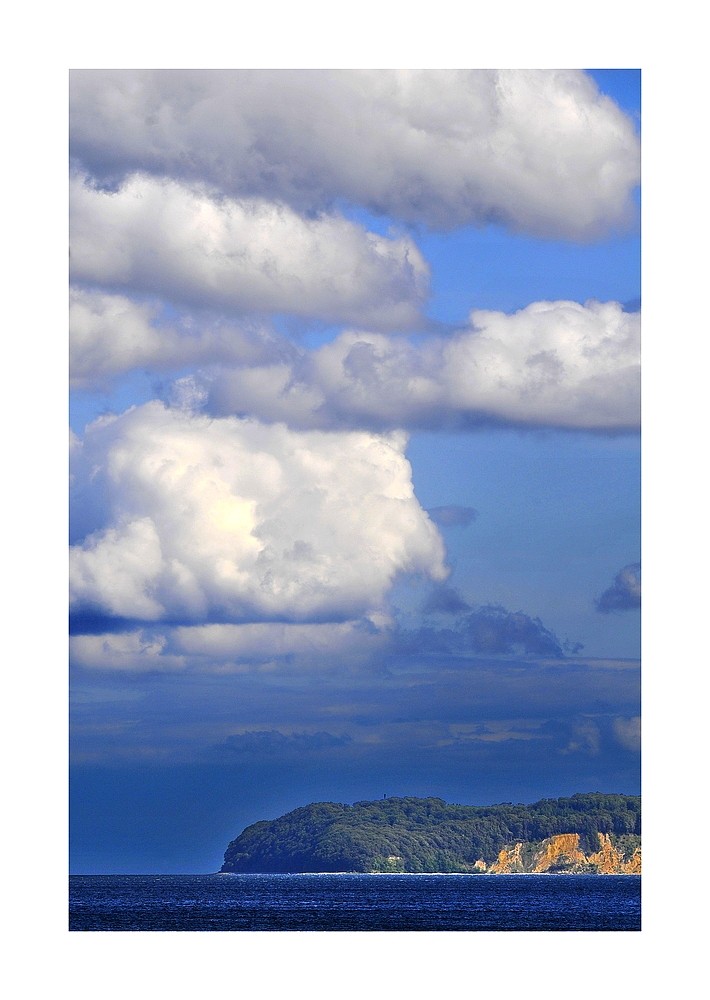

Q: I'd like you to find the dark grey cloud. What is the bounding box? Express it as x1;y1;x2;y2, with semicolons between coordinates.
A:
400;603;570;658
595;563;641;613
462;606;568;657
421;584;472;616
427;505;478;528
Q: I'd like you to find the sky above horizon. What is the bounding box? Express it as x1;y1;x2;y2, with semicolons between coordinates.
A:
68;68;640;874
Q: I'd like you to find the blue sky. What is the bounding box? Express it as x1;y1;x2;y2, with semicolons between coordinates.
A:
68;69;640;873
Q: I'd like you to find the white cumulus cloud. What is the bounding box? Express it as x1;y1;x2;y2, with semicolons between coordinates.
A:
70;620;389;673
70;173;429;329
70;630;188;673
206;300;640;431
69;288;289;389
69;402;447;624
70;69;639;239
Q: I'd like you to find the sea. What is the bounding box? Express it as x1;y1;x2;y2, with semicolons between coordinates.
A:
69;873;641;931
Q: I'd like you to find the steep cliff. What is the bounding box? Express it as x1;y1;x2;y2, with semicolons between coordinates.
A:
489;842;526;874
489;832;641;874
587;833;641;874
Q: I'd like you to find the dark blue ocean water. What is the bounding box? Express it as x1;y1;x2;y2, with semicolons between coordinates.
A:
69;873;640;931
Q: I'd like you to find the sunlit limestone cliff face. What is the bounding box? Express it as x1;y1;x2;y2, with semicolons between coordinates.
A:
489;833;641;874
532;833;590;873
587;833;641;874
489;842;527;874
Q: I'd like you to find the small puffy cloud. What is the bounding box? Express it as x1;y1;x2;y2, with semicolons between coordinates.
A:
70;69;639;239
613;715;641;752
550;714;640;758
208;300;640;432
69;402;447;626
427;506;478;528
557;718;602;756
70;173;429;329
595;563;641;612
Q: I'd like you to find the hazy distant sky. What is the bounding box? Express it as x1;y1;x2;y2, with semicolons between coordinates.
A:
69;69;640;873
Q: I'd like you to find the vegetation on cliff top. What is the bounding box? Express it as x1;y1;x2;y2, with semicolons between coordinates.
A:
220;793;641;874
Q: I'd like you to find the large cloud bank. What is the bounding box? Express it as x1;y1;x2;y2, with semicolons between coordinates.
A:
70;69;639;239
69;69;640;434
70;403;447;625
71;290;640;431
68;69;640;655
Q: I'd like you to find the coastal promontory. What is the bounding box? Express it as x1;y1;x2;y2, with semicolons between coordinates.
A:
220;793;641;875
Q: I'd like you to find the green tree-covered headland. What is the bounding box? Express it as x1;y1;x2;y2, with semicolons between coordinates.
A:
220;794;641;874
